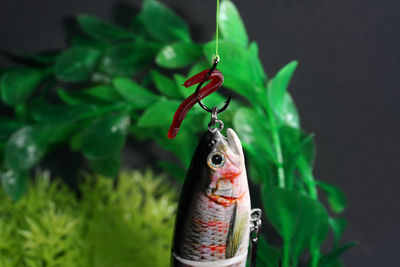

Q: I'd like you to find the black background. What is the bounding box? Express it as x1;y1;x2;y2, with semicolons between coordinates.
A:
0;0;399;266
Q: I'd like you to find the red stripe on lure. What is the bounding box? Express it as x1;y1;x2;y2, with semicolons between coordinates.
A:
167;69;224;139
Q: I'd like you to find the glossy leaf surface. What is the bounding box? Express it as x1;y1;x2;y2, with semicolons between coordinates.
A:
142;0;190;43
263;188;329;259
280;92;300;128
5;126;50;171
0;169;29;201
267;61;298;116
156;42;202;69
77;14;135;42
1;69;44;106
151;70;181;98
112;77;160;108
137;100;180;127
233;107;275;159
99;42;157;76
317;181;348;213
81;113;130;159
204;41;258;103
219;0;249;47
55;47;101;82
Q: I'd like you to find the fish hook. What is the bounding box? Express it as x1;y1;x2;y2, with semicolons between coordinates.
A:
194;57;231;114
167;58;230;139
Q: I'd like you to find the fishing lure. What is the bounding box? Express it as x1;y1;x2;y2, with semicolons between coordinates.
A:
168;61;261;267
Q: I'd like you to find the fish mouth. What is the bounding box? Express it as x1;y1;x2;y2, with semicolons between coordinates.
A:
226;128;243;156
206;190;244;206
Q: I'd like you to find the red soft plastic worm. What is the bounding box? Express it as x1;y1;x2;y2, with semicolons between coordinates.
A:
167;69;224;139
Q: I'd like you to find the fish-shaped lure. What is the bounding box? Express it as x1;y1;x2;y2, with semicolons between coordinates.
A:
171;128;251;267
168;65;252;266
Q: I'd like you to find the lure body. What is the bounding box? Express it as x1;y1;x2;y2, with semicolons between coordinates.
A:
171;128;251;267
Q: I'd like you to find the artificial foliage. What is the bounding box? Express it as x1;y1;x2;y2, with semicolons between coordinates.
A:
0;0;355;266
0;170;176;266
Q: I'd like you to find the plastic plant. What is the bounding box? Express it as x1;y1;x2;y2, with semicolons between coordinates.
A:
0;0;355;266
0;169;176;267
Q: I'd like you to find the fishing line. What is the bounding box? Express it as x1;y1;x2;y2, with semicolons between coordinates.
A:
215;0;220;61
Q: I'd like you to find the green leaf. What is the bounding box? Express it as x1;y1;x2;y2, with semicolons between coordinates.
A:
248;42;267;87
150;70;181;98
99;42;157;76
57;88;86;106
187;59;210;77
319;242;357;267
233;107;275;159
55;47;101;82
82;85;122;103
0;118;24;140
219;0;248;46
0;169;29;201
1;69;44;106
5;126;50;171
130;14;150;39
263;188;329;260
81;113;130;159
57;86;121;106
77;14;135;42
204;41;259;103
329;217;348;247
174;74;190;98
88;154;121;178
151;126;197;168
245;145;274;185
156;42;202;69
137;100;180;128
112;77;161;109
267;61;298;116
70;35;108;49
279;126;314;188
246;156;267;185
280;92;300;128
31;104;96;123
142;0;190;43
317;181;348;213
296;135;317;196
69;128;85;152
257;236;281;267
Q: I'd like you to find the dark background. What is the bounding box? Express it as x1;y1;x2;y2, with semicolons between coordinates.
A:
0;0;399;266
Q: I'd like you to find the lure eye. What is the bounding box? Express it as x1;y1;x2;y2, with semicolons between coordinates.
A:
208;152;226;168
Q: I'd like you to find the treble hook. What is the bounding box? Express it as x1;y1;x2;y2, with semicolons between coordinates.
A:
167;58;230;139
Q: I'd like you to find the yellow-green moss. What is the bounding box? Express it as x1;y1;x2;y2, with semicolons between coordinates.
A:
0;170;176;267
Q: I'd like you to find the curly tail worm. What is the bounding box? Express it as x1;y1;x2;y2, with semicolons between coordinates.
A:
167;69;224;139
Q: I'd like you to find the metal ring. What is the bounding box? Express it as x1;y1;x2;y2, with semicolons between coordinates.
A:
251;208;262;221
208;120;224;133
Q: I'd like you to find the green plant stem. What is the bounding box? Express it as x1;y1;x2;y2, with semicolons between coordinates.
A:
282;241;291;267
265;104;286;188
310;246;320;267
298;157;317;199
